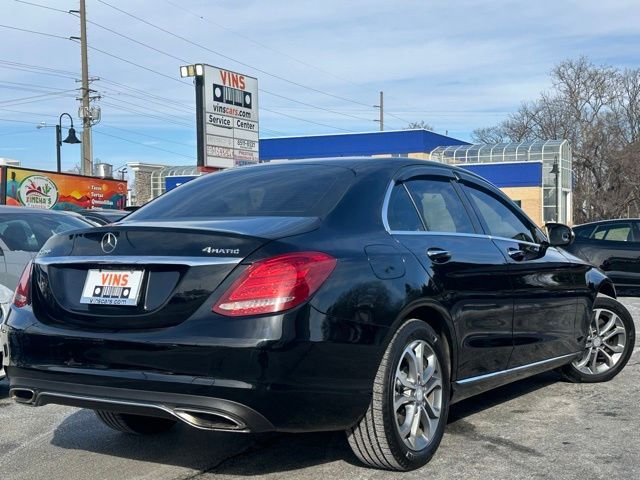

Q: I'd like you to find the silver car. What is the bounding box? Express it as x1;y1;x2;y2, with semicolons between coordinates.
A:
0;206;92;379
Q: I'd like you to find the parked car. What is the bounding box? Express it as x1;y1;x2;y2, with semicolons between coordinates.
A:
0;206;94;291
2;159;635;471
0;206;92;379
77;208;129;226
565;219;640;296
0;283;11;379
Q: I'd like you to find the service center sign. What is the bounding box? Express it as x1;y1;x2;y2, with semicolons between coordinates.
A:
203;65;259;168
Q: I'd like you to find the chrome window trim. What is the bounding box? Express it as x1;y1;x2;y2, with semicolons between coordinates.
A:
381;179;395;233
35;256;242;267
382;178;543;248
456;352;578;385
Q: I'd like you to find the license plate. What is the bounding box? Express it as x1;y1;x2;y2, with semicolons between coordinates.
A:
80;269;144;306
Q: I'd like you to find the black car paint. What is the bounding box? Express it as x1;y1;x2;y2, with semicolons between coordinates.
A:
566;219;640;296
3;158;613;433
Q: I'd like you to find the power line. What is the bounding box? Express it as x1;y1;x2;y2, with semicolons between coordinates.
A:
95;0;373;108
1;23;370;132
161;0;365;88
100;124;195;148
261;107;355;132
158;0;421;120
100;95;191;120
0;59;189;111
0;23;68;40
0;117;45;125
14;0;67;14
8;2;418;126
93;128;196;160
80;42;189;86
100;100;193;128
0;89;77;106
19;0;376;126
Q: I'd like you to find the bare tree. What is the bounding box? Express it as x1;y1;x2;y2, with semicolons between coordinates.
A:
475;56;640;223
406;120;434;131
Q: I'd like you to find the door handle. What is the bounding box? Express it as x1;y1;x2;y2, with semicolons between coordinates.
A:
427;248;451;263
507;247;526;261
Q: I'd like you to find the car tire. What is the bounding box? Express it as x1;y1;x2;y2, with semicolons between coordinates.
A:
561;297;636;383
94;410;177;435
346;319;450;471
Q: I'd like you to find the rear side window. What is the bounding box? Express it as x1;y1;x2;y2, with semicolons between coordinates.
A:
128;164;354;220
592;223;633;242
387;185;424;231
463;184;536;243
574;225;595;239
0;214;89;252
403;179;475;234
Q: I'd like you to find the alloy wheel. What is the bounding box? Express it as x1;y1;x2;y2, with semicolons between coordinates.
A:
394;339;443;451
572;308;627;375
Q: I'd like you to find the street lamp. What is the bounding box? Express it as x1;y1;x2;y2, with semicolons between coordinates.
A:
56;113;81;173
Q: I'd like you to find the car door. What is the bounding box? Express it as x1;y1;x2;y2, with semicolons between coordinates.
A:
385;166;514;380
458;174;582;368
588;222;640;293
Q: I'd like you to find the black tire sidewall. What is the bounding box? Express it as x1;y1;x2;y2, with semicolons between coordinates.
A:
382;321;450;470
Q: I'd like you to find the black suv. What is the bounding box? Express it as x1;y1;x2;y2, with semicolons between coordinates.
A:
2;158;635;471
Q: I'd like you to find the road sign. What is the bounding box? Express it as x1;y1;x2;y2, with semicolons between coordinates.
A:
199;66;259;168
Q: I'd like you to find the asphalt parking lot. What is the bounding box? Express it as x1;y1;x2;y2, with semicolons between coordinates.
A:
1;298;639;480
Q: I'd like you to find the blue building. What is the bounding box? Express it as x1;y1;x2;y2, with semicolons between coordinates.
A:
132;129;572;225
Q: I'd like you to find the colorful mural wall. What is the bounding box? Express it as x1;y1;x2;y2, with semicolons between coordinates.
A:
2;167;126;210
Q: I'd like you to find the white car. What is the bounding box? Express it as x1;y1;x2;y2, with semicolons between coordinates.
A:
0;206;92;379
0;283;12;379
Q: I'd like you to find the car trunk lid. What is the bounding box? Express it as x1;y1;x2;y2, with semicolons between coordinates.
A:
32;217;319;330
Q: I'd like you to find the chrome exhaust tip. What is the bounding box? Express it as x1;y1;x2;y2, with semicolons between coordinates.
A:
10;388;36;405
172;408;247;431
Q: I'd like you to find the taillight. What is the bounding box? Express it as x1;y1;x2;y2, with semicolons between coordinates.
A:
13;260;33;308
212;252;336;317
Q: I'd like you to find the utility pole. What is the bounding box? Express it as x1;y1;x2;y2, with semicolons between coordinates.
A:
378;91;384;131
374;91;384;131
79;0;92;176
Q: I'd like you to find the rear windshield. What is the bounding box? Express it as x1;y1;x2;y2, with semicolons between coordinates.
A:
127;164;354;220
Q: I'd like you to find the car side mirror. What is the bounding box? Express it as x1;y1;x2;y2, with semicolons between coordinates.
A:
545;222;574;247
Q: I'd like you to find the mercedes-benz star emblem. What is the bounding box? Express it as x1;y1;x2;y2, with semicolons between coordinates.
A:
101;232;118;253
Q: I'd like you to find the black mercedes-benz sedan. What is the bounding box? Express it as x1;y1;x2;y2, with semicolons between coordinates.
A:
565;219;640;296
1;158;635;471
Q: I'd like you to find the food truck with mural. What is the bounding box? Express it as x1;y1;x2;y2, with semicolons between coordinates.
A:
1;166;126;210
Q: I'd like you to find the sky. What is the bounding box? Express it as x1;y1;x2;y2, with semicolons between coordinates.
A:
1;0;640;173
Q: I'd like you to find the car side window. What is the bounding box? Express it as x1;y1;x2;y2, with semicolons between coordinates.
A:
463;184;536;243
592;223;633;242
0;219;39;251
403;178;475;234
387;184;424;231
574;225;595;239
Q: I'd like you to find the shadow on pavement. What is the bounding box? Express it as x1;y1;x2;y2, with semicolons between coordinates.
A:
46;371;563;475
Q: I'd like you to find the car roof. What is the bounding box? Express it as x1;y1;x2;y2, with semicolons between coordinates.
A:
575;218;640;229
0;205;72;215
261;156;479;178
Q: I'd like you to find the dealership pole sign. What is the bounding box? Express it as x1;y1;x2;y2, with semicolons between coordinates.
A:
181;64;259;169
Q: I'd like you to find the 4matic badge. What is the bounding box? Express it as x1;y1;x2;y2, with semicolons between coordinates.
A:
202;246;240;255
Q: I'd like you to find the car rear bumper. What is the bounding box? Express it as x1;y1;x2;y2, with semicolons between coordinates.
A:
8;367;272;432
3;306;384;432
